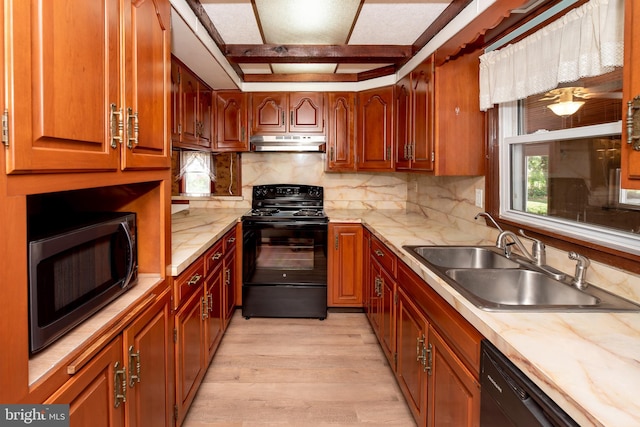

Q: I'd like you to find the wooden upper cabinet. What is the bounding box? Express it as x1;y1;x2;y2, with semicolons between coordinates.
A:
622;0;640;188
433;49;485;176
396;60;435;172
357;87;395;171
121;0;171;170
4;0;120;173
215;91;249;152
250;92;324;134
289;92;324;133
171;58;213;151
326;92;356;171
4;0;170;174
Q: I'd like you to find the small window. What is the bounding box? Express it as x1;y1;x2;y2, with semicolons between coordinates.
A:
179;151;215;197
501;69;640;253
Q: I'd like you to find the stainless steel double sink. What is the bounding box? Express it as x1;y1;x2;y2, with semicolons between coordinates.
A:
403;245;640;312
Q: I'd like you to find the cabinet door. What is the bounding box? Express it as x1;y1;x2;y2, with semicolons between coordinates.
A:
410;60;435;171
434;49;485;176
45;337;125;427
427;328;480;427
396;288;429;427
122;290;172;427
251;93;287;134
622;0;640;188
395;77;412;171
367;260;382;334
215;91;249;151
328;224;363;306
379;265;396;364
357;87;395;171
326;93;356;171
179;68;199;147
171;59;182;143
121;0;171;170
289;92;324;133
198;87;213;149
223;247;236;328
206;262;224;361
5;0;120;173
174;287;206;426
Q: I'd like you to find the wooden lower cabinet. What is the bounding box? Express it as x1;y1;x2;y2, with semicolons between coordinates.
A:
364;238;482;427
44;289;172;427
174;286;207;427
396;287;429;426
122;289;173;427
205;261;224;363
428;328;480;427
328;223;364;307
46;337;126;427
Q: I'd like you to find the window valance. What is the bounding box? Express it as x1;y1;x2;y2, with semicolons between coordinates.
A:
479;0;624;111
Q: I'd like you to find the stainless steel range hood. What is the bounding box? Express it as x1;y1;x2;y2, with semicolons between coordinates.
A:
249;135;326;152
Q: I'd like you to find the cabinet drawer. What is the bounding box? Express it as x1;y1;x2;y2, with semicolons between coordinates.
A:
370;236;396;277
176;257;205;307
222;228;237;253
204;240;224;275
397;262;482;376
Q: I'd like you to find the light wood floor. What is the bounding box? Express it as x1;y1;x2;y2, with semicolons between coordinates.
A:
183;310;416;426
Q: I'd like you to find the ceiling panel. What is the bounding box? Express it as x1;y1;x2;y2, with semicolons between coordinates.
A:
349;1;452;44
201;1;262;43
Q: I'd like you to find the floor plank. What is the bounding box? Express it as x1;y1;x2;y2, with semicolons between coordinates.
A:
183;311;416;426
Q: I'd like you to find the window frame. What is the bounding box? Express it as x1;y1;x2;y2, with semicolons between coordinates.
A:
485;107;640;274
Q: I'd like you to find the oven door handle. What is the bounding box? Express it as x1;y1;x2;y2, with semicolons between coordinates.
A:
119;221;136;289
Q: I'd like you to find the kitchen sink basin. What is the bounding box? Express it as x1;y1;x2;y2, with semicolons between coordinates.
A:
446;269;599;307
402;245;640;312
405;245;520;269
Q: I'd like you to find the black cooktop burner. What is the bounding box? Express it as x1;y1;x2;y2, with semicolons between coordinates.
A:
244;184;327;222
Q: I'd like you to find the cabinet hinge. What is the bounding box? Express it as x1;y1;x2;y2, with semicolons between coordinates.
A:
2;109;9;147
394;291;398;305
178;123;182;135
393;353;398;369
174;405;179;421
177;71;181;85
431;151;435;162
173;328;178;343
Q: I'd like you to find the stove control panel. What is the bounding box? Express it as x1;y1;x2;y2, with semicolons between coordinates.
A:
253;185;323;201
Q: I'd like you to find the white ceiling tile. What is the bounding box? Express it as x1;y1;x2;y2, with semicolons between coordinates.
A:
336;63;391;73
272;64;338;74
201;1;263;44
240;64;273;74
255;0;360;44
349;2;451;45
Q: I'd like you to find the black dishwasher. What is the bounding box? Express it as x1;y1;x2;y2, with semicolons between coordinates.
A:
480;340;579;427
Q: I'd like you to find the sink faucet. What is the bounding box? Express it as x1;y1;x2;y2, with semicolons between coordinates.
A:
568;252;590;289
474;212;504;233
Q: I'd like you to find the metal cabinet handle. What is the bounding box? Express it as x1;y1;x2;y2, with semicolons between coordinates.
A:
110;104;123;148
225;268;231;285
211;252;222;261
208;292;213;312
201;296;208;320
128;346;141;387
187;273;202;286
114;362;127;408
375;249;384;257
227;237;236;244
627;96;640;151
127;107;139;148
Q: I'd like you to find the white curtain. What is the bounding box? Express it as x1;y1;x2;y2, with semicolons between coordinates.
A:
479;0;624;111
176;151;216;181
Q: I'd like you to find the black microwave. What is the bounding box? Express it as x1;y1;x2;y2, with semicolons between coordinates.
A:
28;212;138;354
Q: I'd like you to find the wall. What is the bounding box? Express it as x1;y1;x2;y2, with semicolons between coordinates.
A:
407;174;640;305
188;152;409;210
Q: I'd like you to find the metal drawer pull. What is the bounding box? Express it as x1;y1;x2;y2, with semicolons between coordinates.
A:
187;273;202;286
114;362;127;408
375;249;385;257
211;252;223;261
110;103;123;148
127;107;139;148
627;96;640;151
128;346;141;387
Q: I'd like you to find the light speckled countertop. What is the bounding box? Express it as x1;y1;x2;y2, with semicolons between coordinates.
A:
171;208;640;427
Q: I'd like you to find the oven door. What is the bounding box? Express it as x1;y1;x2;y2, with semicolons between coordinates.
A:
242;220;327;286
